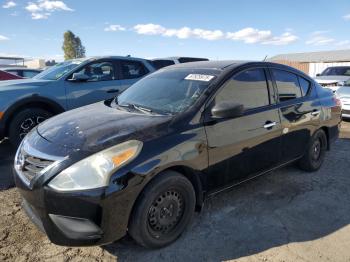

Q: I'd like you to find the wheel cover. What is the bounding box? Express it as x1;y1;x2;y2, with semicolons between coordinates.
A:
147;189;184;238
312;138;322;161
19;116;46;139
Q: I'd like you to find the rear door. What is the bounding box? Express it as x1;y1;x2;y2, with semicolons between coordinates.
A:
204;67;282;190
269;67;321;162
117;60;150;93
65;59;121;109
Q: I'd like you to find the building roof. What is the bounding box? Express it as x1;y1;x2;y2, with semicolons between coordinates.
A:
270;49;350;63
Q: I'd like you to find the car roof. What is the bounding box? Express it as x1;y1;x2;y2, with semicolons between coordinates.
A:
167;60;251;70
2;67;42;71
153;56;208;60
81;56;149;62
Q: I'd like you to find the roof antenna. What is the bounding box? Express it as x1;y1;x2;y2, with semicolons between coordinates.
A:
263;55;268;61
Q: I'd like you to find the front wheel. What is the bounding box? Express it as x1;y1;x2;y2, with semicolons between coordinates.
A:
8;108;53;147
128;171;196;248
298;129;328;172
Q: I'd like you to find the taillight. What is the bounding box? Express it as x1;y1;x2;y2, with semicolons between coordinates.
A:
333;94;342;107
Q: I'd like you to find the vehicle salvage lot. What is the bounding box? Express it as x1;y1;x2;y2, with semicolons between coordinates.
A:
0;121;349;262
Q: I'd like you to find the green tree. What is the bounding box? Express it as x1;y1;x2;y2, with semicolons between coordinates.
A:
62;30;86;60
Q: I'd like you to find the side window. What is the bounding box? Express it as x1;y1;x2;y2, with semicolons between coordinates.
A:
215;68;270;110
74;61;115;82
23;71;39;78
7;70;19;76
120;61;149;80
298;76;311;96
272;69;302;102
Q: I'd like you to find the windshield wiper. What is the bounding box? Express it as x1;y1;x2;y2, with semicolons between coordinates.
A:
118;102;154;114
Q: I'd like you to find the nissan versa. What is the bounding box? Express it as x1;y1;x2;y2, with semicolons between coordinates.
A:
14;61;341;248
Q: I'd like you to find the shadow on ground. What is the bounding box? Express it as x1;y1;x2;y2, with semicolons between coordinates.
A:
0;140;15;190
103;139;350;261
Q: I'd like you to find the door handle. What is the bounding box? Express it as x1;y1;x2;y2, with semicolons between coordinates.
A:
106;89;119;93
263;121;277;129
311;110;320;116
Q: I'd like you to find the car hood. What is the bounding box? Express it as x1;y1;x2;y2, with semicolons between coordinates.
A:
314;75;350;83
0;78;52;91
36;102;173;153
337;86;350;97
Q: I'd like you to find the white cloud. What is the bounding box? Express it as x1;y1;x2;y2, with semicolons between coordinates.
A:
2;1;16;8
132;24;296;45
306;31;335;46
31;12;50;19
336;40;350;46
226;28;271;43
104;24;126;32
25;0;73;20
0;35;10;41
134;24;166;35
133;23;224;41
343;14;350;20
226;27;298;45
306;36;335;46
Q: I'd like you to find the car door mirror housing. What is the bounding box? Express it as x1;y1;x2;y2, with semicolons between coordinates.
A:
316;73;321;77
211;102;244;119
70;73;90;82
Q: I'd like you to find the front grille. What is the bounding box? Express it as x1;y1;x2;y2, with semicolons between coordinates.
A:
20;153;54;183
320;83;338;87
343;109;350;115
15;141;63;186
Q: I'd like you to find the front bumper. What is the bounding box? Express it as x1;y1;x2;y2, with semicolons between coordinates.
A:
14;168;137;246
341;107;350;118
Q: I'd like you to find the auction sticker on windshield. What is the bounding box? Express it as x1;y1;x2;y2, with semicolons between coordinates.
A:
185;74;215;82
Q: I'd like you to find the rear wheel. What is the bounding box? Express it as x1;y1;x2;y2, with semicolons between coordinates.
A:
298;129;327;172
8;108;52;147
129;171;196;248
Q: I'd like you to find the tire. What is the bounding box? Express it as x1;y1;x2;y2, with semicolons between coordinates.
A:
128;171;196;249
298;129;328;172
8;108;53;148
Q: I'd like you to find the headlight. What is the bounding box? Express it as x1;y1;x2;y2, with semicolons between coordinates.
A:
48;140;143;191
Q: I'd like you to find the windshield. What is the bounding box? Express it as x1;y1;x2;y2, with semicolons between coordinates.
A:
116;68;220;114
34;60;84;80
321;67;350;76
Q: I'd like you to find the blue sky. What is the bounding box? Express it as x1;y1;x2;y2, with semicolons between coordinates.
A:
0;0;350;61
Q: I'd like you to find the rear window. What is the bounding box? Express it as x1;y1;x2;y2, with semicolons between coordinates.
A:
272;69;302;102
119;60;149;79
298;76;311;96
151;60;175;70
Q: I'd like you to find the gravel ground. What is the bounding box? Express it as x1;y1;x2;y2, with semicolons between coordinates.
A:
0;121;350;262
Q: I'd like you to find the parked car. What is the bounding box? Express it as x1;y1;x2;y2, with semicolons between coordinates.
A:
336;84;350;118
151;56;209;69
2;68;42;78
0;70;23;80
14;61;341;249
314;66;350;92
0;56;155;146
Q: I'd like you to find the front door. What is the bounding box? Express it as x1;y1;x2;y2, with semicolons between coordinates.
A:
65;60;121;109
204;67;282;190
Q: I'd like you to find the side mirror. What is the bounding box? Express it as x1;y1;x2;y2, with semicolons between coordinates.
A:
70;72;90;82
211;102;244;119
316;73;321;77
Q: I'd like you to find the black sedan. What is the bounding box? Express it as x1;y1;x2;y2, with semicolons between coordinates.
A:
14;61;342;248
